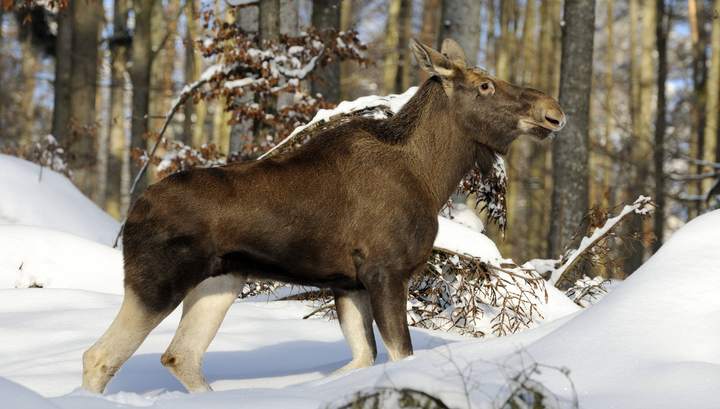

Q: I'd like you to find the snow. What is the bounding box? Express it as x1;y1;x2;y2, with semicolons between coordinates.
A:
1;155;720;408
259;87;418;160
0;154;120;246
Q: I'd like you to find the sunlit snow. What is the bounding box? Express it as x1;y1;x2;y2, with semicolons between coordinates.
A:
1;154;719;409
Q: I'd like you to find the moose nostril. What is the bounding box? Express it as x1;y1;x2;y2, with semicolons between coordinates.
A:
545;116;560;126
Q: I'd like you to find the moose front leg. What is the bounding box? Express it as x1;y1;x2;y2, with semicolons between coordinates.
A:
363;273;413;362
331;288;377;374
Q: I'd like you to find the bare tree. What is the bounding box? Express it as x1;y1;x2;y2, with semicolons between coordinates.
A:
548;0;595;259
703;0;720;197
438;0;480;67
129;0;158;203
68;0;102;196
653;0;669;251
311;0;340;103
624;0;656;273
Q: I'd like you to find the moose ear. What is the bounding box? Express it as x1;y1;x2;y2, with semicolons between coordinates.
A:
410;38;455;79
440;38;468;69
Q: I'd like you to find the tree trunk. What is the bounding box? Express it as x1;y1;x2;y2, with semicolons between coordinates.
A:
418;0;440;83
395;0;412;93
230;3;259;156
519;0;535;86
439;0;481;68
687;0;708;218
68;0;102;196
624;0;656;274
382;0;401;94
495;0;514;257
339;0;354;100
129;0;157;204
186;0;209;147
19;28;37;143
52;3;73;144
486;0;495;71
104;0;131;218
538;0;561;97
259;0;280;43
495;0;512;79
311;0;340;103
652;0;668;252
548;0;595;260
181;26;194;146
252;0;280;148
703;0;720;197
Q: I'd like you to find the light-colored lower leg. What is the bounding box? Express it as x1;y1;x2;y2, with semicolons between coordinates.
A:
331;289;377;375
161;274;246;393
83;289;170;393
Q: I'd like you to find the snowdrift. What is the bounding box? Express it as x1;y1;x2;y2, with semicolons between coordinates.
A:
0;154;719;408
0;154;120;246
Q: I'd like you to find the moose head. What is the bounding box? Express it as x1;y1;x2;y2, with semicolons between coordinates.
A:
410;38;565;155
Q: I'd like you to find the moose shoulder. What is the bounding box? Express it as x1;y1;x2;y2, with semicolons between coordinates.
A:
82;38;565;394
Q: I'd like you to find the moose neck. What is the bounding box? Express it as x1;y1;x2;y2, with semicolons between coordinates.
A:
388;78;494;212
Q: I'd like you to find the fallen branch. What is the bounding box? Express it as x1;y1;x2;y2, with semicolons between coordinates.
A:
548;195;655;287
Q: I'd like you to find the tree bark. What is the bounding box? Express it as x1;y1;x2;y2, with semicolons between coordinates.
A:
52;3;73;144
395;0;412;93
439;0;480;68
339;0;354;100
519;0;535;86
687;0;708;218
624;0;656;273
311;0;340;103
382;0;401;94
652;0;668;252
259;0;280;43
418;0;440;83
548;0;595;259
186;0;209;147
538;0;561;97
68;0;102;196
703;0;720;196
129;0;157;204
103;0;131;218
252;0;280;148
495;0;513;79
19;26;37;144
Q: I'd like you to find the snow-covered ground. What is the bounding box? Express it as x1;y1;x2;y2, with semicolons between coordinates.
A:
1;154;719;408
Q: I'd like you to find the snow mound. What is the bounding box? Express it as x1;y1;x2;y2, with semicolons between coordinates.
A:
0;225;124;294
0;154;121;246
517;209;720;407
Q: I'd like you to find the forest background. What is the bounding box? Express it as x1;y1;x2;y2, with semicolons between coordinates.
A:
0;0;719;279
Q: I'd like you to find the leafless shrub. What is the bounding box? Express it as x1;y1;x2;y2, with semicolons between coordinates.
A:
408;249;546;338
548;196;655;288
565;276;611;307
332;388;451;409
1;119;97;181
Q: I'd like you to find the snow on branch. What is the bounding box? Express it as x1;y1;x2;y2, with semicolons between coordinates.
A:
548;195;655;287
259;87;418;159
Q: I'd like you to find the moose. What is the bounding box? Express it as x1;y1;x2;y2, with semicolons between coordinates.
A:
82;38;565;394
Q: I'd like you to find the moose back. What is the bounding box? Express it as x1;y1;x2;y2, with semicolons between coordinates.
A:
82;38;565;394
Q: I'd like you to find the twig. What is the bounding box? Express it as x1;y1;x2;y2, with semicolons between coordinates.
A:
302;303;335;320
431;247;542;282
259;105;391;160
548;196;654;287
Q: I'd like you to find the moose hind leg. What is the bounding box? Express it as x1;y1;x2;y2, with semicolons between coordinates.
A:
331;288;377;375
161;274;246;393
83;288;173;393
364;273;413;362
